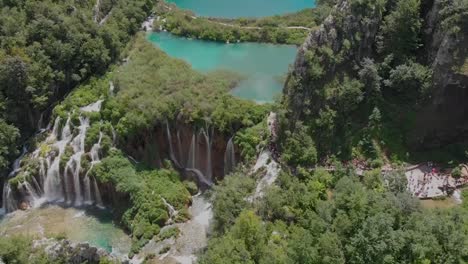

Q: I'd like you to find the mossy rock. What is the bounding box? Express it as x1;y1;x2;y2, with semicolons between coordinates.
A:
175;207;191;223
183;180;198;195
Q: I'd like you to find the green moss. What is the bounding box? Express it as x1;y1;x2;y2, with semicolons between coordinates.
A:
59;145;74;171
157;227;180;241
92;150;191;253
183;181;199;195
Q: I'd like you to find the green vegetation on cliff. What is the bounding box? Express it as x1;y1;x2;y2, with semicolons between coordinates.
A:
281;0;468;166
107;34;269;138
0;0;154;171
91;149;191;255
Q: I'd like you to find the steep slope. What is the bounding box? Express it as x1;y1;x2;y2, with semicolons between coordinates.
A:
281;0;468;163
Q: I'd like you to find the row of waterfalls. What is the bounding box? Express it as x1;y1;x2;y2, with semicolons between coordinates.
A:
164;122;237;187
1;101;105;214
1;99;238;215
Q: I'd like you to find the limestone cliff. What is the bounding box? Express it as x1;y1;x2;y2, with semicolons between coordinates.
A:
283;0;468;158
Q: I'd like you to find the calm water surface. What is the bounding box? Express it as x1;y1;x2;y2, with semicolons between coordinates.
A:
167;0;315;18
147;32;297;102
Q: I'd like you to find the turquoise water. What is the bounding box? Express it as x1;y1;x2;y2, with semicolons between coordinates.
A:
167;0;315;18
147;32;297;102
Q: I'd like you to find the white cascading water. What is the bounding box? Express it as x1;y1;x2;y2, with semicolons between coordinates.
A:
109;81;115;96
186;168;213;187
187;133;196;169
21;181;40;204
44;115;72;202
1;146;28;213
224;136;236;175
162;197;178;223
2;99;107;214
201;129;212;181
65;115;90;205
166;123;180;167
84;131;104;206
93;177;104;208
184;130;213;187
2;182;15;213
176;130;184;166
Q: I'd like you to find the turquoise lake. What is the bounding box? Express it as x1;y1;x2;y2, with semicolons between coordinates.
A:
167;0;315;18
147;32;298;103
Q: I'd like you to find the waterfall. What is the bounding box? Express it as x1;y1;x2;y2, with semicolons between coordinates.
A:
162;197;178;222
2;183;16;213
30;174;42;196
176;130;184;166
187;133;196;169
166;123;180;167
186;168;213;187
84;132;103;205
67;116;90;205
109;81;115;96
224;137;236;175
80;100;103;113
44;116;72;202
83;175;92;204
50;116;61;139
37;113;44;131
2;99;108;214
92;177;103;208
1;146;28;213
21;181;40;206
38;158;46;189
8;146;28;177
201;129;212;181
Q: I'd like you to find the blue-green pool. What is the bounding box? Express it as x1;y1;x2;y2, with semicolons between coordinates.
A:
147;32;298;103
166;0;315;18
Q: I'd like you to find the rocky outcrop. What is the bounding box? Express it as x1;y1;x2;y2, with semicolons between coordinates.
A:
122;121;240;184
284;0;468;153
410;0;468;148
34;238;121;264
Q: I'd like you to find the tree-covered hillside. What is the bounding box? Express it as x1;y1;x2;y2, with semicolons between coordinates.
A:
281;0;468;166
0;0;153;171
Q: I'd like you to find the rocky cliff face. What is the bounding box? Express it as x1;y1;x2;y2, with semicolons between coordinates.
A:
283;0;468;156
411;0;468;148
123;121;239;184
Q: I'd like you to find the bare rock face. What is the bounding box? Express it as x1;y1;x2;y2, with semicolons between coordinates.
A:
122;121;239;183
409;0;468;148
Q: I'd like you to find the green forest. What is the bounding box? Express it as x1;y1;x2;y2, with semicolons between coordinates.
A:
0;0;467;263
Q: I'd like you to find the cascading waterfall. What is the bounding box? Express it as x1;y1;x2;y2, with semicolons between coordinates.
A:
1;146;28;213
65;115;90;205
186;168;213;187
201;129;212;181
224;136;236;175
2;182;16;213
109;81;115;96
176;130;184;166
51;116;61;139
166;122;180;167
8;146;28;177
44;115;72;202
187;133;197;169
21;181;40;204
84;132;103;206
2;99;108;214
